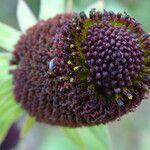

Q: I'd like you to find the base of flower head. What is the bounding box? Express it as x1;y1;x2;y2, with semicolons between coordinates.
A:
14;81;145;127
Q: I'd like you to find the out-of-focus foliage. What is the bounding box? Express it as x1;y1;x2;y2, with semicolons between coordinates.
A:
39;125;112;150
20;115;36;138
140;122;150;150
39;0;66;19
0;53;23;144
116;0;150;32
17;0;37;32
73;0;97;12
62;125;112;150
105;0;130;13
0;23;21;52
0;0;38;143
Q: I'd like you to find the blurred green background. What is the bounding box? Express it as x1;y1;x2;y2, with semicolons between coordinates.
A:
1;0;150;32
0;0;150;150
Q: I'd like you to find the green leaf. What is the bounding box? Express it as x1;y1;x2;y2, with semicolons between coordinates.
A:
0;75;11;84
0;98;15;115
0;66;12;101
20;115;36;138
0;105;23;144
0;99;23;144
85;0;105;15
17;0;37;32
0;79;12;100
0;92;12;107
62;125;112;150
0;53;12;79
62;128;85;149
0;23;21;52
0;59;23;143
39;0;66;19
40;128;78;150
0;76;12;86
0;97;23;144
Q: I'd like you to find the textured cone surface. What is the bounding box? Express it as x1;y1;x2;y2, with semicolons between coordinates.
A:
11;10;150;127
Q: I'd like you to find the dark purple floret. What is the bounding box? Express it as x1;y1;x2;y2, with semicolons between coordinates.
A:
82;24;144;97
10;10;150;127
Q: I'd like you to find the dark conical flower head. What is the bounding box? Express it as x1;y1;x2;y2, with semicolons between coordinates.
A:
11;9;150;127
